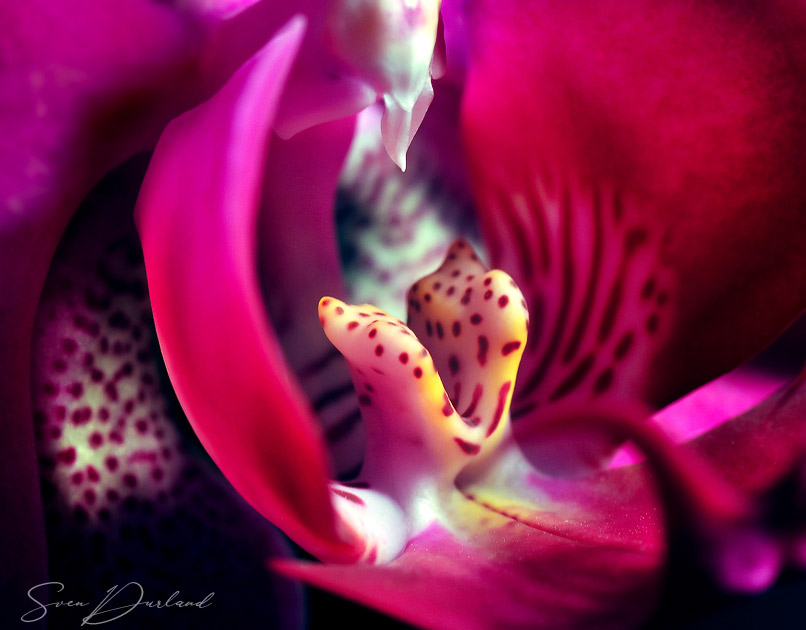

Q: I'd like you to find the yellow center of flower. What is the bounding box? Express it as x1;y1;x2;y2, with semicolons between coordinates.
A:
318;240;528;562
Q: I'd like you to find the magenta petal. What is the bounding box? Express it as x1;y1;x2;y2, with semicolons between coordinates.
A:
136;19;357;562
0;0;208;613
462;0;806;414
278;518;661;630
690;373;806;495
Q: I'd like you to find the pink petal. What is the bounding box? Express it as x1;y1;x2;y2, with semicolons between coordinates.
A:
461;0;806;416
278;517;661;630
689;372;806;495
611;365;789;467
136;19;357;562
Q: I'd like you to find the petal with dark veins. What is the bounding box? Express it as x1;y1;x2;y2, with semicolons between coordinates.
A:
462;0;806;418
137;18;359;562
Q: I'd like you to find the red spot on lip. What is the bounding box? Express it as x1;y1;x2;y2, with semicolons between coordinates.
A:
348;321;360;330
57;447;76;466
62;338;78;354
487;381;512;437
436;322;444;339
454;438;481;455
452;321;461;337
461;383;484;417
477;336;489;366
89;432;103;448
105;456;119;472
375;344;384;356
447;287;456;296
413;367;423;378
448;355;460;375
470;313;483;325
502;341;522;356
369;329;378;339
442;393;454;417
335;306;345;315
67;382;84;398
484;277;492;286
321;299;331;306
498;295;510;308
399;352;409;364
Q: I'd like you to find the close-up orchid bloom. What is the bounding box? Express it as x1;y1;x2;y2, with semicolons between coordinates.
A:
4;0;806;629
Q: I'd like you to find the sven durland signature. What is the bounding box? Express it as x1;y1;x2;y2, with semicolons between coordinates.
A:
21;581;214;625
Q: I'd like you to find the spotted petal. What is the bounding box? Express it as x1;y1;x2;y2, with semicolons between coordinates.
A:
0;0;213;612
31;162;301;627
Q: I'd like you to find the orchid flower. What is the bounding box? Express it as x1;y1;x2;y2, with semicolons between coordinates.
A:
3;0;441;623
133;2;806;629
5;0;806;629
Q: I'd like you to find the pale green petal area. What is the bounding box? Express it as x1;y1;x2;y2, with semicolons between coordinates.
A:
337;101;481;320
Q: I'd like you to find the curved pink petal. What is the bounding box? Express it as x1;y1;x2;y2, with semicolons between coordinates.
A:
278;516;662;630
136;19;358;562
461;0;806;417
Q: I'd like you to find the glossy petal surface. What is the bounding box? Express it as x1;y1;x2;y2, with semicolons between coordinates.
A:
31;162;301;628
137;20;358;561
